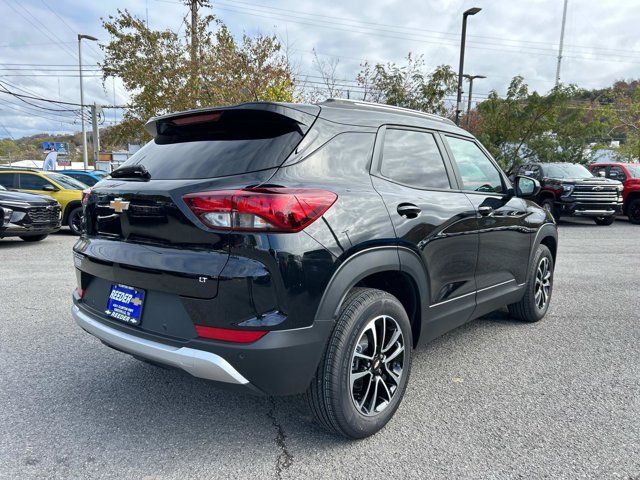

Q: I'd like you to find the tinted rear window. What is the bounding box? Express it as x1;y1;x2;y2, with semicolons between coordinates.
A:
122;110;306;180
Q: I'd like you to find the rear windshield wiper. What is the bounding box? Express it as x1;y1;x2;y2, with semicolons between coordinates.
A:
111;164;151;180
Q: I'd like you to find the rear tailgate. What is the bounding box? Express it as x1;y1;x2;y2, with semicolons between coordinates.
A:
74;103;319;337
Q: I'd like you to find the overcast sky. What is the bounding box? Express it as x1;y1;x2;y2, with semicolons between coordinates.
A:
1;0;639;140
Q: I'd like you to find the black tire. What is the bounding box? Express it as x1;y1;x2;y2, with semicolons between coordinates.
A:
593;216;615;226
628;198;640;225
19;235;48;242
540;198;559;221
508;244;554;322
67;206;83;235
305;287;413;439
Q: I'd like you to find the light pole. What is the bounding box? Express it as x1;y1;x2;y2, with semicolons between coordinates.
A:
455;7;481;125
463;74;486;128
78;34;98;170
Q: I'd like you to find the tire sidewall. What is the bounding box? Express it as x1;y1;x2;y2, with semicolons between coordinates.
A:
628;199;640;224
67;207;83;235
332;294;412;439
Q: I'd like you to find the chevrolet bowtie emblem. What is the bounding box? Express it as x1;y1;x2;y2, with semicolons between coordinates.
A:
592;186;604;191
110;198;130;213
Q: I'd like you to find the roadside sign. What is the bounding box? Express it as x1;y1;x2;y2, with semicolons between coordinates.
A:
41;142;69;154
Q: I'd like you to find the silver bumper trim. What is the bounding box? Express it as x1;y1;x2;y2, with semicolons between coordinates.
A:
573;210;616;216
72;305;249;385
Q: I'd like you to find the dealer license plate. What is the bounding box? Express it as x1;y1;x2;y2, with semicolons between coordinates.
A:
105;284;145;325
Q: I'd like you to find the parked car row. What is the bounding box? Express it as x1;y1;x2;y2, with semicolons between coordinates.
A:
0;167;106;240
514;161;640;225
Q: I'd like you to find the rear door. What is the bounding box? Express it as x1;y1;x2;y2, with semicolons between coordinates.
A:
442;134;532;316
371;126;479;337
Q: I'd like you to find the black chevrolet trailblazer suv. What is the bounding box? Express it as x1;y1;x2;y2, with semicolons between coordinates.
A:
72;100;558;438
0;184;61;241
514;162;623;225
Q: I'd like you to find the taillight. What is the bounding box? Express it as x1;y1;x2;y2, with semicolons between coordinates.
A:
183;188;337;233
195;325;267;343
81;188;91;208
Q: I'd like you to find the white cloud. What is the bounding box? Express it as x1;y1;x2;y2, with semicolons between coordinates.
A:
1;0;639;138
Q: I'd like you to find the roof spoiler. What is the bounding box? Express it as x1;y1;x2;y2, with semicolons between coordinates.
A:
144;102;320;138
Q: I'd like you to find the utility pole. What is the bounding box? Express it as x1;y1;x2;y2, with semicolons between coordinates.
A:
77;33;98;170
190;0;198;67
91;103;100;165
463;74;486;128
555;0;569;87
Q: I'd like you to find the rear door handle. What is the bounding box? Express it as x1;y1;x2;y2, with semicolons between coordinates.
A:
397;203;421;219
478;206;494;217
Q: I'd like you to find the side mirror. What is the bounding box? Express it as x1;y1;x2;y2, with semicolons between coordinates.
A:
515;175;540;198
42;184;58;192
597;171;606;177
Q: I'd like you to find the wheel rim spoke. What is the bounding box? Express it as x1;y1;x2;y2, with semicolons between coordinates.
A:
534;256;552;309
350;314;405;417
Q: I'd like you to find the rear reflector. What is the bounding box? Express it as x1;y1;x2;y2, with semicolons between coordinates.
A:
195;325;267;343
183;188;337;233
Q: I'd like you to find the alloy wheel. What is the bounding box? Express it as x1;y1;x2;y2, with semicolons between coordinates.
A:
534;257;551;310
350;315;405;416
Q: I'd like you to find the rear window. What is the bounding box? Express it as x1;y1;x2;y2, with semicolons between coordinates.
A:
122;110;306;180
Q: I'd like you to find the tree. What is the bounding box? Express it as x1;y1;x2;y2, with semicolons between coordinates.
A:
603;82;640;161
100;8;294;143
355;54;457;116
474;76;606;172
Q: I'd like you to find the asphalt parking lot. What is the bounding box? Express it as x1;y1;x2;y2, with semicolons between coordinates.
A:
1;220;639;480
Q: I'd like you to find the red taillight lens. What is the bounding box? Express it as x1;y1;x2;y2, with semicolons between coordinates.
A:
195;325;267;343
183;188;337;232
81;188;91;208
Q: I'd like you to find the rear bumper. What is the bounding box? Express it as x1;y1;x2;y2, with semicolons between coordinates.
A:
73;304;250;385
72;302;334;396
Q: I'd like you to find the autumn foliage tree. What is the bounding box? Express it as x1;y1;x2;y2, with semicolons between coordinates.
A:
356;54;457;116
100;7;294;143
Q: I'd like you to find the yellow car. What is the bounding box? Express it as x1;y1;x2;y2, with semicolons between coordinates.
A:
0;168;87;235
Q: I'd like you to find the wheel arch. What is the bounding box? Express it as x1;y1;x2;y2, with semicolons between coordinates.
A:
314;246;428;347
63;200;82;222
624;191;640;214
532;223;558;266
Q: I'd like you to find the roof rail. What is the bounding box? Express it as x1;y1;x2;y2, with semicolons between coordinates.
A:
0;165;42;172
321;98;456;126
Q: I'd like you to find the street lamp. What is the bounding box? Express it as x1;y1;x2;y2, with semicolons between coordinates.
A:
463;74;486;127
78;34;98;170
455;7;481;125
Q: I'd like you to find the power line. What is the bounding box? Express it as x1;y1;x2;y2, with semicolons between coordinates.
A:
0;118;15;139
210;1;640;65
2;0;78;60
39;0;104;60
217;0;640;58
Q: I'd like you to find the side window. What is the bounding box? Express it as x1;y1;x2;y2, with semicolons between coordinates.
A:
591;166;606;177
608;166;627;182
380;129;451;189
0;173;16;188
445;136;504;193
19;173;53;191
